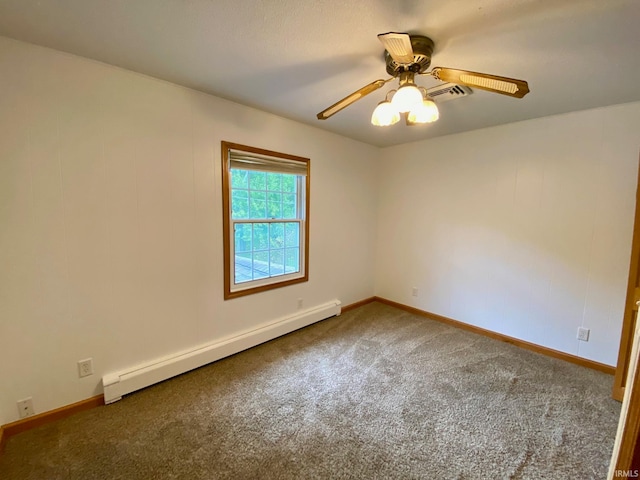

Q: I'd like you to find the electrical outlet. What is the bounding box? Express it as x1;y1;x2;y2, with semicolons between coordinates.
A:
412;287;418;297
297;298;303;309
78;358;93;378
17;397;34;418
577;327;590;342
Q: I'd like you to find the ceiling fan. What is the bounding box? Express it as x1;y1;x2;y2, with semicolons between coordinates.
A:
317;32;530;126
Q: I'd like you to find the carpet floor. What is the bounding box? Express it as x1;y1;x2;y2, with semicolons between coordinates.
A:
0;302;621;479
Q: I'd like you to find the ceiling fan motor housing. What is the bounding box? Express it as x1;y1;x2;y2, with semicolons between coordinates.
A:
385;35;434;76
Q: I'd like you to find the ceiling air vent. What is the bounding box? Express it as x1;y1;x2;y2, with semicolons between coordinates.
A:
426;83;472;103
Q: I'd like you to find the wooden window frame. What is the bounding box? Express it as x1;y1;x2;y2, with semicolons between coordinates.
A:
221;141;310;300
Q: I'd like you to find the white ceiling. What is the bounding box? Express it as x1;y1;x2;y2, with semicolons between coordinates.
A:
0;0;639;147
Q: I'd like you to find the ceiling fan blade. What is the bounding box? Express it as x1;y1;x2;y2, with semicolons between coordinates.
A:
378;32;414;64
316;79;389;120
431;67;530;98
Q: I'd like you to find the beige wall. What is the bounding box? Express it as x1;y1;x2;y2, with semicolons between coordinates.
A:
375;102;640;366
0;37;379;424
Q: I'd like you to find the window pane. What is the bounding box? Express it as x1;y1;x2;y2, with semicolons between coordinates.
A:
253;251;269;280
234;253;253;284
285;248;300;273
267;192;282;219
253;223;269;250
285;222;299;247
234;224;252;253
282;193;296;218
267;192;281;204
282;193;296;205
266;173;281;192
270;249;285;276
232;189;249;220
282;203;295;218
282;175;296;193
249;191;266;219
251;190;266;202
249;171;266;190
249;201;266;219
270;223;284;249
231;170;248;189
231;193;249;219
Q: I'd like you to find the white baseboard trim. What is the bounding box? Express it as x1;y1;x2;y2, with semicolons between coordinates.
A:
102;300;342;404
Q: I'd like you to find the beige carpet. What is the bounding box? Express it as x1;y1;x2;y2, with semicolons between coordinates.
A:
0;302;621;479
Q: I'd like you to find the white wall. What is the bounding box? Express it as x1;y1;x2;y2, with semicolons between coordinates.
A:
0;37;379;424
376;102;640;367
2;34;639;426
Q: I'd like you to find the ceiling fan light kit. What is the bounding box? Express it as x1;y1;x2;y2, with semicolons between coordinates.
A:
371;99;400;126
391;83;423;113
317;32;529;127
407;96;439;124
372;86;439;126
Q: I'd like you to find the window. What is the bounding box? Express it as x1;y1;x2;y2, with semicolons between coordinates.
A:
222;142;310;299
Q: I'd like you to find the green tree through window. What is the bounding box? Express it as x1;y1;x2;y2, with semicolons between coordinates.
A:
231;170;300;283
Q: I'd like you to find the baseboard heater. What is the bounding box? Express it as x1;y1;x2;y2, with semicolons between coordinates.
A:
102;300;342;404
